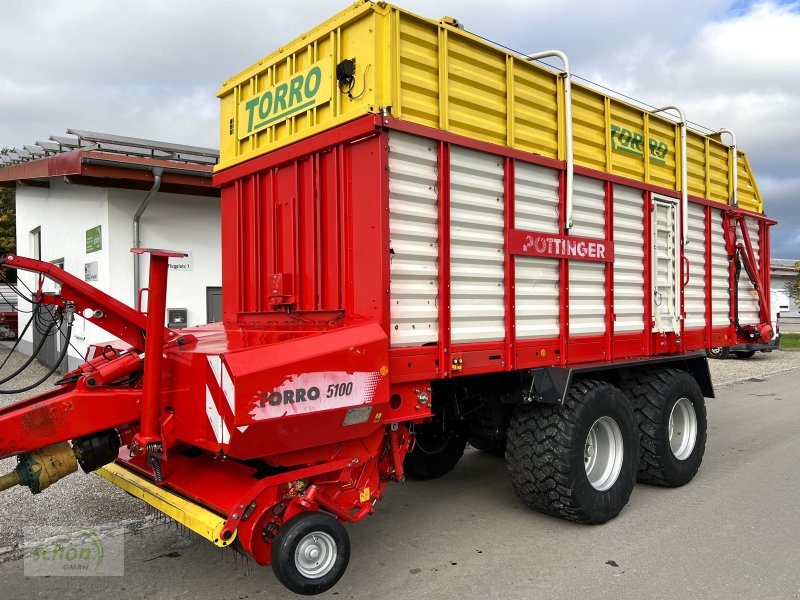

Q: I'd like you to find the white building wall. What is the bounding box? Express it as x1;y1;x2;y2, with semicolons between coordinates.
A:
14;181;221;369
107;188;221;330
14;181;111;366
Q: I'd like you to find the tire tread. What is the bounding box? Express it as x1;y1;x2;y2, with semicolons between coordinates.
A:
620;368;706;487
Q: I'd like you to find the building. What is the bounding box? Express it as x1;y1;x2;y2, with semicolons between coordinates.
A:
771;258;799;332
0;130;221;371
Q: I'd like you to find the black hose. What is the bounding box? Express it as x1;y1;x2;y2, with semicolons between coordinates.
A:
0;321;73;394
0;313;57;384
0;301;38;372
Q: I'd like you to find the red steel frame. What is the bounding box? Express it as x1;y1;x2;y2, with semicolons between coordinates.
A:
0;113;776;572
215;114;775;386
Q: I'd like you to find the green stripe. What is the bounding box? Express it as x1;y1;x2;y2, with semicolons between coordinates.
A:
615;145;643;158
252;99;317;131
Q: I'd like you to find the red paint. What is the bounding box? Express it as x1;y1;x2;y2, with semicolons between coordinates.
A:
438;142;452;378
504;158;516;372
0;115;777;573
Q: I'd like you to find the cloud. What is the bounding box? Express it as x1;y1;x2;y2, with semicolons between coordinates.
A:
0;0;796;255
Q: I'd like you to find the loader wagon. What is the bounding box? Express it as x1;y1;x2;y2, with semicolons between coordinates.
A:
0;2;775;595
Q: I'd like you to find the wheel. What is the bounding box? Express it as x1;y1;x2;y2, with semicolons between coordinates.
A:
469;437;506;457
706;346;730;359
403;421;467;479
620;369;707;487
404;426;467;480
270;512;350;595
734;350;756;359
505;380;638;524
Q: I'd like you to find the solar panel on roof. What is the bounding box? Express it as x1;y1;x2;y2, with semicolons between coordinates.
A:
2;129;219;167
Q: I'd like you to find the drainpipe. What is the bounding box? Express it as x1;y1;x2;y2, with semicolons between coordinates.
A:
133;167;163;309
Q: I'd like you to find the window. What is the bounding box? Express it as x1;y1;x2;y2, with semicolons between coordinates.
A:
30;227;41;260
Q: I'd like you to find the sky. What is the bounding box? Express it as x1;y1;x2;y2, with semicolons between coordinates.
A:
0;0;797;257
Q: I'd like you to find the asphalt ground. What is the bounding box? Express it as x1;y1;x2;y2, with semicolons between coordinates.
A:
0;351;798;599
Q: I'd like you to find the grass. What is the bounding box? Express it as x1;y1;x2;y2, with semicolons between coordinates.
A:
781;332;800;349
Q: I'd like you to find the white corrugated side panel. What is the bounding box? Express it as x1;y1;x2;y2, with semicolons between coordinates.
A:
612;185;644;333
737;217;761;325
514;162;560;339
450;146;505;344
684;203;707;330
569;176;606;336
710;209;730;328
388;132;439;347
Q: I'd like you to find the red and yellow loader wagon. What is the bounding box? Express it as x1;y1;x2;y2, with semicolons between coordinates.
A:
0;2;775;594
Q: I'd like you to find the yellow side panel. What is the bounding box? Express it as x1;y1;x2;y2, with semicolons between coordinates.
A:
396;13;440;128
686;130;708;197
572;86;606;172
648;116;677;191
510;59;558;159
443;29;508;145
708;140;730;203
737;153;763;213
216;2;765;214
609;100;645;181
217;4;383;171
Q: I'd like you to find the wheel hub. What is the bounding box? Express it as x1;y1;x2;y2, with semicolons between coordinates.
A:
584;416;624;491
668;397;698;460
295;531;337;579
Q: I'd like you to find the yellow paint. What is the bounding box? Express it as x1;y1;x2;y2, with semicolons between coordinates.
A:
237;60;332;140
360;487;371;503
97;463;235;547
217;1;764;213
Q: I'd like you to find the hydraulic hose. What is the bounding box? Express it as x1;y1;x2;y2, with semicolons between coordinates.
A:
0;321;72;394
0;313;57;385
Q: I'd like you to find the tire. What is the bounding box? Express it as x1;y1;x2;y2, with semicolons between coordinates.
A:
706;346;730;359
404;428;467;480
505;380;638;524
734;350;756;359
469;438;506;457
271;511;350;595
620;368;707;487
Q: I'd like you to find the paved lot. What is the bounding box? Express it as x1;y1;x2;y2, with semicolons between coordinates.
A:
1;355;799;599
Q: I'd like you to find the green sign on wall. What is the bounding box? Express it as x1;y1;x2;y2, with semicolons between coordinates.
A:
86;226;102;253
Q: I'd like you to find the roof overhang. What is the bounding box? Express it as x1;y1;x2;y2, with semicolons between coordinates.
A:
0;149;218;197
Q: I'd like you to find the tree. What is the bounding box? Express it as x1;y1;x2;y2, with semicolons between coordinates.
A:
786;261;800;307
0;148;15;283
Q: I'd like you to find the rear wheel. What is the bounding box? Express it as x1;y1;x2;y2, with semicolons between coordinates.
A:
706;346;729;359
404;426;466;480
469;438;506;457
505;380;638;524
734;350;756;359
271;511;350;595
620;369;707;487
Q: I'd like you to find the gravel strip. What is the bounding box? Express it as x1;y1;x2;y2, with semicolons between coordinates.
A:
0;346;797;560
708;348;800;387
0;348;148;559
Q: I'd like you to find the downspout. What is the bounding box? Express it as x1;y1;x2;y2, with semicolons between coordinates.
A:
652;105;688;244
133;167;163;309
717;128;738;207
